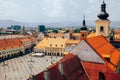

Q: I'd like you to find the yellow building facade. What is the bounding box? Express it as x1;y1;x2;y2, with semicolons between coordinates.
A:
34;38;68;56
96;20;110;37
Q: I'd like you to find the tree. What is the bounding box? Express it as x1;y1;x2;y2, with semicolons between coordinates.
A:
65;30;70;33
52;29;58;33
74;29;80;33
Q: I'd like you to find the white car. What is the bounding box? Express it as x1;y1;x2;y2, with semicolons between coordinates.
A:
32;53;45;57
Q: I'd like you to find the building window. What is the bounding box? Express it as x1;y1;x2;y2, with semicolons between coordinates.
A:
50;44;52;46
99;71;106;80
82;34;84;37
100;26;104;32
61;45;63;47
56;45;57;47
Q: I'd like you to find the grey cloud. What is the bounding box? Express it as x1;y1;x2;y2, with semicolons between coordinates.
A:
0;0;119;23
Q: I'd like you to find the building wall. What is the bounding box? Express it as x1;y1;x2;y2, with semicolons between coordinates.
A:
46;47;65;56
0;47;24;59
96;20;110;37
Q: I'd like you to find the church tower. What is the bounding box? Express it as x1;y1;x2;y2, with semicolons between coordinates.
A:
96;0;111;38
80;14;88;40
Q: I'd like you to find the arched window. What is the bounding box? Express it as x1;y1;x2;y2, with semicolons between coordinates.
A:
82;34;84;37
100;26;104;32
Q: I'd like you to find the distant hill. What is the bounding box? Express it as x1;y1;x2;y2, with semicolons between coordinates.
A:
0;20;120;28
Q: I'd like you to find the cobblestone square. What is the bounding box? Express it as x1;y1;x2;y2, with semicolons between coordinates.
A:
0;54;63;80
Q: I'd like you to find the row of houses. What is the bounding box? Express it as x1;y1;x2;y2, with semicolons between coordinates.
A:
0;37;37;60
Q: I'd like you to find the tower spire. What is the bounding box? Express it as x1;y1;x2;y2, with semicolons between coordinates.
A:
83;14;86;26
80;14;87;31
97;0;109;20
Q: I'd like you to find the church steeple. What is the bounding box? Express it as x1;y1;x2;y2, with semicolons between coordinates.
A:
80;14;88;40
83;14;86;26
80;14;87;31
96;0;111;39
97;0;109;20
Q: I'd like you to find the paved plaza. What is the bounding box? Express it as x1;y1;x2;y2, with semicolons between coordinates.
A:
0;54;63;80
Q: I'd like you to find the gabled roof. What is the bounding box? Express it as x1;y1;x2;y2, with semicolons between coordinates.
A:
85;35;120;71
70;39;106;63
86;35;117;57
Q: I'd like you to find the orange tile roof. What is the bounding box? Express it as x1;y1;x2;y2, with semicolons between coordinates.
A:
86;35;115;57
110;49;120;66
0;38;24;51
115;34;120;39
85;35;120;71
19;37;31;43
87;32;96;38
0;39;11;49
82;61;120;80
29;37;37;42
5;38;23;48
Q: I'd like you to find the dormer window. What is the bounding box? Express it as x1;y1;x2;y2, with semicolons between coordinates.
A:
99;71;106;80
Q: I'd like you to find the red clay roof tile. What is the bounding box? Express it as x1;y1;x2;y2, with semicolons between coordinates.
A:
82;61;120;80
86;35;120;71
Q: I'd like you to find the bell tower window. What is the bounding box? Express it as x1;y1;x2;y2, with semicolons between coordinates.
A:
100;26;104;32
82;34;84;37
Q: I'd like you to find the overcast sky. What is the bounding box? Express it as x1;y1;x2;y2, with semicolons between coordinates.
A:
0;0;119;23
